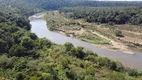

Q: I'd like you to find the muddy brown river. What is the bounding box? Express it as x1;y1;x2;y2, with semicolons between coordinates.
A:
29;14;142;70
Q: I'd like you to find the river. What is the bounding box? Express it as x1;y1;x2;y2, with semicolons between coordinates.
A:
29;14;142;70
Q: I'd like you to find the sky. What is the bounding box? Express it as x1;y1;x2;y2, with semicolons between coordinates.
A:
99;0;142;1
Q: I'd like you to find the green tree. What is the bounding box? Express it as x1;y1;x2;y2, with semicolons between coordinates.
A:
85;75;95;80
21;37;34;50
39;38;52;48
129;69;142;77
16;72;25;80
0;39;8;53
41;73;53;80
70;47;86;59
64;42;74;52
9;44;27;57
28;33;38;40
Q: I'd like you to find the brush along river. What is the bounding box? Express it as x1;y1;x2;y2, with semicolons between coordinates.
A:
29;14;142;70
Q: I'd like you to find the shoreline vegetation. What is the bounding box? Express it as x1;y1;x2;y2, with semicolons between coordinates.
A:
42;11;142;54
59;7;142;53
43;9;142;54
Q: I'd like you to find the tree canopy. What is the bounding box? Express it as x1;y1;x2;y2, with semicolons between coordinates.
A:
0;0;142;80
60;7;142;25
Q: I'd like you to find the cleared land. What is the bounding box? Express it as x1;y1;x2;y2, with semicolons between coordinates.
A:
43;11;142;54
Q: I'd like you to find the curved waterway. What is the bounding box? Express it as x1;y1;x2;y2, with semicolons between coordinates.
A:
29;14;142;70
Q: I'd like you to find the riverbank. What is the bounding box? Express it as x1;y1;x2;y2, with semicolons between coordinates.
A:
30;13;142;70
41;11;142;54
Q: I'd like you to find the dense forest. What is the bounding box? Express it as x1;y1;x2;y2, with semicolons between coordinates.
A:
24;0;142;10
0;11;142;80
1;0;142;13
0;0;142;80
60;7;142;25
1;11;142;80
0;0;39;17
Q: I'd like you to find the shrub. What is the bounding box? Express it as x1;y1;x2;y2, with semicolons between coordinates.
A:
16;72;25;80
106;72;126;80
129;69;142;77
64;42;74;52
115;30;124;37
9;44;27;57
21;37;34;50
41;73;53;80
85;75;95;80
0;55;17;69
0;39;8;53
39;38;52;48
28;33;38;40
69;47;86;59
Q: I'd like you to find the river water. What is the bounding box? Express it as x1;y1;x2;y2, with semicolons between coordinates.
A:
29;15;142;70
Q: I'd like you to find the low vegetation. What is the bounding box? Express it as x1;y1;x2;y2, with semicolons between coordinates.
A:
114;30;124;37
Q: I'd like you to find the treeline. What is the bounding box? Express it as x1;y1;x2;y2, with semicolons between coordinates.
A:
24;0;142;10
60;7;142;25
0;0;39;17
1;0;142;15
